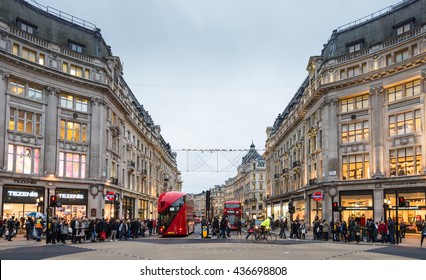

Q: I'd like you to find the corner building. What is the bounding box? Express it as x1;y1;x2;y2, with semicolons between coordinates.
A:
0;0;181;221
264;0;426;234
225;143;266;220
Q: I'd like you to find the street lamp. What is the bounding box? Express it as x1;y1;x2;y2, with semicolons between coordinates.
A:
383;198;391;222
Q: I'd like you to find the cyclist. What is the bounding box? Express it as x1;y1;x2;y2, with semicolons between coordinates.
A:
260;216;272;234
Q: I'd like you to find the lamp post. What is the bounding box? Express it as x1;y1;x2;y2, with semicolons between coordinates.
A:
383;198;391;222
328;184;338;242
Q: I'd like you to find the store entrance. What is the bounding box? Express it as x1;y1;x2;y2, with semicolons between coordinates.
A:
3;203;37;219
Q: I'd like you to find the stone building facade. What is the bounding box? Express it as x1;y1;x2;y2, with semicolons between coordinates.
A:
225;143;266;220
264;0;426;233
0;0;181;222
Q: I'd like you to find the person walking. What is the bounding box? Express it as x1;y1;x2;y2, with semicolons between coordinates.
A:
378;221;388;244
60;219;69;244
219;216;228;238
34;216;44;242
388;218;396;244
25;217;34;240
75;218;85;244
245;219;256;240
354;221;361;244
322;219;330;241
236;219;242;236
50;217;58;244
420;221;426;247
279;217;287;239
110;218;118;242
6;216;15;241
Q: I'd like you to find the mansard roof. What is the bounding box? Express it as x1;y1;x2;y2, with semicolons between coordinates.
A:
241;143;264;165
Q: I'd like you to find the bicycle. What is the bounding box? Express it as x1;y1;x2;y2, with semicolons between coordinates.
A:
251;228;277;243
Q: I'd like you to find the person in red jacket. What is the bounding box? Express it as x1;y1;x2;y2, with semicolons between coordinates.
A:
378;221;388;244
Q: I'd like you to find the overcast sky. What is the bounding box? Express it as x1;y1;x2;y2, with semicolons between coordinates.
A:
36;0;396;193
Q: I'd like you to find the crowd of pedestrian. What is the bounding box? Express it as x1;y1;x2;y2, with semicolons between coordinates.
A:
0;215;159;243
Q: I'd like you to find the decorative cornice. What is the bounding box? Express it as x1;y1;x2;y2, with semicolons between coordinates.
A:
1;71;10;80
323;97;338;107
369;84;384;96
91;97;106;107
46;86;60;95
421;69;426;79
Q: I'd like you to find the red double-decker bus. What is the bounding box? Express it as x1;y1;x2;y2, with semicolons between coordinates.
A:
223;200;242;230
158;191;195;236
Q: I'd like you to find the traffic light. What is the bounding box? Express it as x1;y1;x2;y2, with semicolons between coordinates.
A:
332;202;338;212
398;197;406;207
288;201;294;214
115;194;121;208
49;195;57;207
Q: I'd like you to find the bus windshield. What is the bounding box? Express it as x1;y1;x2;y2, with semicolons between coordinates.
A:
225;203;240;208
159;196;184;229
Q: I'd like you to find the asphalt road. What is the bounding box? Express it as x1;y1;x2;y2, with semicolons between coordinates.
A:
0;226;425;260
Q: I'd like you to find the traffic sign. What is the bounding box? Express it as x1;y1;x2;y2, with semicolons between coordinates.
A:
105;191;115;201
312;192;323;201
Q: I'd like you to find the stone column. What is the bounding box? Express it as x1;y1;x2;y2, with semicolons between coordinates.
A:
421;70;426;175
370;84;385;178
322;97;338;180
0;72;9;170
89;97;107;179
44;87;60;175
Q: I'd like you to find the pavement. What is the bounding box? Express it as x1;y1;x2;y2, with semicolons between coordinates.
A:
0;229;423;252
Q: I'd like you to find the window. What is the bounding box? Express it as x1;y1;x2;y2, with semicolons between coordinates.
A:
69;41;85;53
348;43;361;53
38;53;45;65
17;20;37;34
62;62;68;73
388;85;403;102
28;85;43;100
70;65;83;77
22;47;36;62
396;23;411;35
60;94;89;112
9;79;43;100
7;144;40;174
387;80;421;102
9;108;41;135
84;69;90;79
346;39;364;53
395;49;409;63
390;146;421;176
9;79;25;96
12;43;19;55
347;66;360;78
389;110;421;136
341;94;369;112
342;154;369;180
60;120;87;142
59;152;86;178
405;80;421;97
341;121;369;143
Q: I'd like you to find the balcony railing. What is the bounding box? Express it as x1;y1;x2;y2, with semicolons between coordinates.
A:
292;161;301;168
110;177;118;185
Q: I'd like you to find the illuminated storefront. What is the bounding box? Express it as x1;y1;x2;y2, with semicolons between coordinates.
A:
104;191;117;220
309;199;322;223
293;199;305;221
339;191;373;226
122;196;135;220
384;189;426;233
138;199;148;219
2;186;45;219
54;189;88;221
